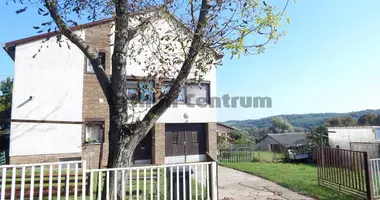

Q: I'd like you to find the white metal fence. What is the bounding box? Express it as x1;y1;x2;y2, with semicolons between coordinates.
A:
0;160;217;200
371;158;380;198
0;160;85;200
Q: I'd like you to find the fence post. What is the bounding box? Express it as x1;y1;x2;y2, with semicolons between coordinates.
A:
82;160;87;199
209;162;218;200
364;152;374;200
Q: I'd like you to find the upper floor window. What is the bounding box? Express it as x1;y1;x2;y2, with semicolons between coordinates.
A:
160;82;210;104
139;81;154;103
126;81;138;101
126;80;154;103
161;83;186;103
86;52;106;73
186;83;210;104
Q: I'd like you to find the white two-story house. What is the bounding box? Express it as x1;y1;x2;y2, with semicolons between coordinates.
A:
3;10;221;168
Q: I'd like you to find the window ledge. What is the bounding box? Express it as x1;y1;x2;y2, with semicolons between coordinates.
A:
83;142;103;146
185;103;211;106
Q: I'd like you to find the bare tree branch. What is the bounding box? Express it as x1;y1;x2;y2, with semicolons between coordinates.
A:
44;0;111;97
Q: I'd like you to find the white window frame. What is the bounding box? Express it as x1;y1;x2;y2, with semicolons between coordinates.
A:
86;52;106;73
85;121;104;144
185;83;210;105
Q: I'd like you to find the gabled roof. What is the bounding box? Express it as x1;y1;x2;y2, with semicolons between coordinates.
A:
217;123;240;131
267;132;307;146
3;8;223;60
4;18;113;48
3;18;114;60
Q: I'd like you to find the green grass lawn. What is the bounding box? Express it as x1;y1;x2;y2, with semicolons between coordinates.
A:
252;151;285;162
219;162;359;200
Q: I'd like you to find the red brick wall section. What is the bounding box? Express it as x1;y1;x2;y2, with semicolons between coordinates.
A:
82;22;112;169
207;123;218;159
152;123;165;164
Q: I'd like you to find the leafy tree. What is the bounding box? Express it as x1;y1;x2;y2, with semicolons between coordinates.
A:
308;125;328;149
358;113;376;125
0;77;13;134
10;0;289;197
373;115;380;126
325;116;356;127
293;125;328;154
325;117;343;127
234;138;251;145
270;117;294;133
231;129;251;143
341;116;356;126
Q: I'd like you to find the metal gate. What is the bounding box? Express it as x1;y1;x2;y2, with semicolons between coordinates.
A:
316;148;372;199
370;158;380;199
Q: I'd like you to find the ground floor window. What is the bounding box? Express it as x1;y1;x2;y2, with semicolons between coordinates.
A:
85;121;104;144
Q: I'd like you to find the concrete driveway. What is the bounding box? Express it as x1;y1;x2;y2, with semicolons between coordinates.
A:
218;166;315;200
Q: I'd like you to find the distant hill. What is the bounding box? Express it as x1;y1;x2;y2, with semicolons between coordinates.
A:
224;109;380;130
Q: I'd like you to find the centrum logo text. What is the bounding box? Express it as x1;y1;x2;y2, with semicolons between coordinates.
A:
134;95;272;108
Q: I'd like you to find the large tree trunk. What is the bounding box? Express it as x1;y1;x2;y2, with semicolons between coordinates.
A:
102;104;142;200
104;95;156;199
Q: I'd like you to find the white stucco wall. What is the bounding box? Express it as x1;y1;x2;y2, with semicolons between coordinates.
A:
10;32;85;156
328;127;376;150
110;13;218;124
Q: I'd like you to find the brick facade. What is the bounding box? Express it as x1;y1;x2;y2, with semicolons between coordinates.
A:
207;123;218;159
81;23;112;168
152;123;165;164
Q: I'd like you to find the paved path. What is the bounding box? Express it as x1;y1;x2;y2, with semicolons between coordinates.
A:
218;166;315;200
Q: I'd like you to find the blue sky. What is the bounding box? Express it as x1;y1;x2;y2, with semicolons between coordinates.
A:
1;1;380;122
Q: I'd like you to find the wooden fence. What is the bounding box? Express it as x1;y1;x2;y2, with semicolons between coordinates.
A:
316;147;373;199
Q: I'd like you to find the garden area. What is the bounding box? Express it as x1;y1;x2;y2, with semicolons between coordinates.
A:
219;162;359;200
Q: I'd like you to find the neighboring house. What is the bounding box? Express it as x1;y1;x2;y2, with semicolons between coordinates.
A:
328;127;380;158
256;132;307;152
216;123;238;143
3;10;221;168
